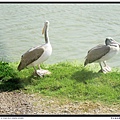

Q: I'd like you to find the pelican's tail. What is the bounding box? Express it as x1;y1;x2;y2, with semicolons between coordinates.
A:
17;61;26;71
84;59;88;67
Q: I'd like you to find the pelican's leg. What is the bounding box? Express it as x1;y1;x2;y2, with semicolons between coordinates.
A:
98;62;107;73
33;65;51;77
103;61;111;72
38;64;41;70
33;66;43;77
33;66;37;73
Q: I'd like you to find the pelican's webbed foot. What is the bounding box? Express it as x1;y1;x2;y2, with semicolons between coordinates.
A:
98;68;108;74
36;69;51;77
98;62;112;74
105;65;111;72
103;61;112;72
98;66;111;74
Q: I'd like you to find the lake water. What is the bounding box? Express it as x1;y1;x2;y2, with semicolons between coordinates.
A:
0;3;120;68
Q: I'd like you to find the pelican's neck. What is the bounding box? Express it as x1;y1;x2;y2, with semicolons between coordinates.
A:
44;25;50;44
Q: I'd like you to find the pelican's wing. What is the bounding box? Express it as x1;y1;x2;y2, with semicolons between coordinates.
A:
84;45;110;66
87;44;104;53
18;46;44;71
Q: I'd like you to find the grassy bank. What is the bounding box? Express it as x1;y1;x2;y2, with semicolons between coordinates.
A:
0;61;120;105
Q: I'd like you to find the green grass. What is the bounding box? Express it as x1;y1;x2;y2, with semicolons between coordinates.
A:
0;61;120;105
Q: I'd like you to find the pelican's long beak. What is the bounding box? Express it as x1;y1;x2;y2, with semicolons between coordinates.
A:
114;40;120;48
118;43;120;47
117;43;120;48
42;26;45;35
42;22;47;35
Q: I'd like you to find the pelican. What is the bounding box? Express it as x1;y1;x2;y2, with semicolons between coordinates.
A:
84;37;120;73
18;21;52;77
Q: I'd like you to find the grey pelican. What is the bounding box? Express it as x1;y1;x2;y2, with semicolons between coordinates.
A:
18;21;52;77
84;37;120;73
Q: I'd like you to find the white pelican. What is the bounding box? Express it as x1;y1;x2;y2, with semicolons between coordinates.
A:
18;21;52;77
84;37;120;73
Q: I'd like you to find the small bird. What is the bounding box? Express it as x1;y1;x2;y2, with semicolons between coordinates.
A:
18;21;52;77
84;37;120;73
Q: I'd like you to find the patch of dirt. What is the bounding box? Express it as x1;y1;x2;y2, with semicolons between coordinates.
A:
0;91;119;115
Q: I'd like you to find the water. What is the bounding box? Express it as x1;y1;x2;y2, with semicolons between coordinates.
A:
0;4;120;68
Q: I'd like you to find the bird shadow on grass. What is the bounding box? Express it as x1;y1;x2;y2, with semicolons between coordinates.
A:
0;78;23;92
0;62;20;92
0;74;37;92
71;68;101;83
0;61;37;92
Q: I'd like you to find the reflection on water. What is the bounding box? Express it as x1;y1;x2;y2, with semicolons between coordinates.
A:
0;4;120;67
